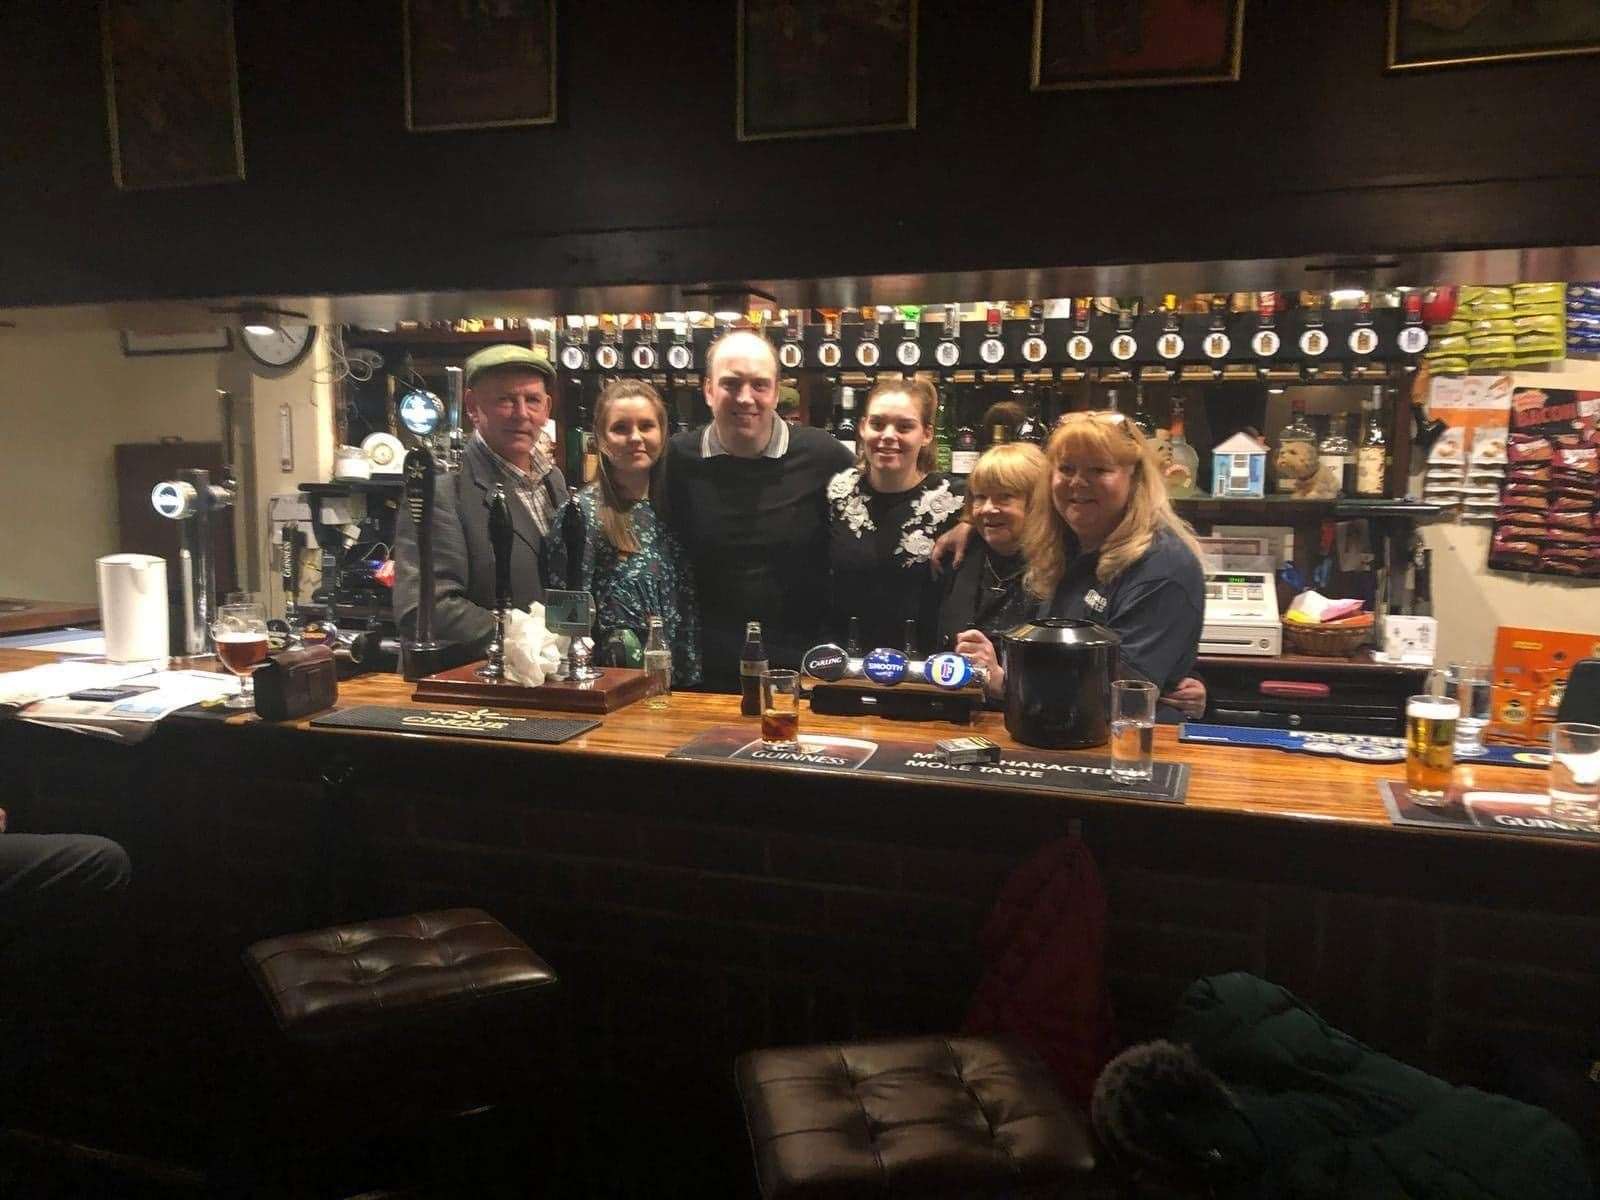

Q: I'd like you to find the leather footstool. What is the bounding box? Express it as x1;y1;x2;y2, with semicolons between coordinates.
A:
243;907;557;1146
244;907;556;1040
736;1035;1097;1199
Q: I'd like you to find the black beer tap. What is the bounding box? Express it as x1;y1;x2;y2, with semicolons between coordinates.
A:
477;482;514;682
400;447;449;680
278;521;303;646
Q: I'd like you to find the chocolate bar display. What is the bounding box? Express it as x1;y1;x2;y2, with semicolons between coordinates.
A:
1487;386;1600;579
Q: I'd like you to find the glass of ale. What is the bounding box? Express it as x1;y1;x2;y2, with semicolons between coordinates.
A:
1405;694;1458;805
760;670;801;749
211;600;270;709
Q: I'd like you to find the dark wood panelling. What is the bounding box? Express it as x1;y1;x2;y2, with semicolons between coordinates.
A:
2;4;1600;308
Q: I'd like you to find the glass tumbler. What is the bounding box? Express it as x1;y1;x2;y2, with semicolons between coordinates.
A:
1110;679;1158;783
1548;722;1600;828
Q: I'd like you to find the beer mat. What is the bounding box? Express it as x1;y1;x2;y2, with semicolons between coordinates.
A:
310;705;600;744
667;727;1187;804
1181;723;1549;770
1380;781;1600;843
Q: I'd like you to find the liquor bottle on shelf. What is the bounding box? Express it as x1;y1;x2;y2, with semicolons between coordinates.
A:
934;391;955;472
934;303;962;369
817;309;843;369
1156;293;1184;362
1275;393;1317;494
855;306;882;368
1202;294;1231;361
1066;296;1095;363
665;318;694;373
566;385;596;485
559;316;590;373
895;305;923;368
951;416;980;478
1298;293;1329;360
1104;386;1122;415
1355;386;1390;498
978;305;1006;365
594;315;623;372
1165;396;1201;498
631;312;658;371
1348;294;1378;356
832;386;858;457
1015;383;1048;445
1020;300;1048;364
778;308;805;370
1251;291;1281;361
1130;384;1157;436
739;621;767;717
1398;291;1430;356
1317;413;1352;498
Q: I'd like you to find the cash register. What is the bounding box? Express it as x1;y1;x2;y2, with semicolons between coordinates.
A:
1199;570;1281;657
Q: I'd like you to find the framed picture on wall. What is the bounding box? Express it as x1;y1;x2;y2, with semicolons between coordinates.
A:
1031;0;1245;90
1387;0;1600;70
101;0;245;190
120;329;234;357
404;0;557;132
737;0;917;141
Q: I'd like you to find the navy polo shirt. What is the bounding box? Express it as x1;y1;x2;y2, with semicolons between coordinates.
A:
1041;527;1205;701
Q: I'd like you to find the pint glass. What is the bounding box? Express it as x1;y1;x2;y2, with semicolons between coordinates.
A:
1405;694;1458;805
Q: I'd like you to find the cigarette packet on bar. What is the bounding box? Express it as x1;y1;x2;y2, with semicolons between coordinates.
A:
936;735;1002;766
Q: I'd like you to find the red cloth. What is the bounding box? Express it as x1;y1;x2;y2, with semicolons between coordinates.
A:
962;834;1119;1109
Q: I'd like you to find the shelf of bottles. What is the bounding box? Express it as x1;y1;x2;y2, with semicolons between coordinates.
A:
347;291;1432;502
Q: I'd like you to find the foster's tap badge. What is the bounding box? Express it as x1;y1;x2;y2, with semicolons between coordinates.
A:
925;652;975;690
862;647;908;686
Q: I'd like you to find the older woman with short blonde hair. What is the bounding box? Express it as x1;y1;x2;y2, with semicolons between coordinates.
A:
956;411;1206;720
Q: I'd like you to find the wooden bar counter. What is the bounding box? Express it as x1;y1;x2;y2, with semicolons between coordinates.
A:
2;647;1596;1154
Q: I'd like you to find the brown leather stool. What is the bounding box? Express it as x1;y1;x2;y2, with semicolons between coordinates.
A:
244;908;557;1137
736;1035;1098;1199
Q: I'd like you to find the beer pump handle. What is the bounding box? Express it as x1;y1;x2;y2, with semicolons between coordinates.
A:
403;447;438;647
487;483;514;610
279;521;301;626
561;490;585;587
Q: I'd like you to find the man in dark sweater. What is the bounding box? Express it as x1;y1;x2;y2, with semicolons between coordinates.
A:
667;330;853;691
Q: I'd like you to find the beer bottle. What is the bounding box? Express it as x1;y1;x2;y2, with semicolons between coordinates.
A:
739;620;767;717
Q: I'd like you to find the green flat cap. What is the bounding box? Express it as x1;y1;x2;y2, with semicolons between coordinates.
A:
463;344;555;387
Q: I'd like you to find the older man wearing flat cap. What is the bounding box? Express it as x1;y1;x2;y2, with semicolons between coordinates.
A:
393;344;567;651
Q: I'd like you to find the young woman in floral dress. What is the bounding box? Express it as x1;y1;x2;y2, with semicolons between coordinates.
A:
824;378;964;655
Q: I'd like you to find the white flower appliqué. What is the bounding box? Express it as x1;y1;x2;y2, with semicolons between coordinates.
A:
829;468;875;536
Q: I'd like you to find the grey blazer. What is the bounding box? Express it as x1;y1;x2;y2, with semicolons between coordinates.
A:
392;437;567;652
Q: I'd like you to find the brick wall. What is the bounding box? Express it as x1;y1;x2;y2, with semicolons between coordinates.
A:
7;717;1596;1149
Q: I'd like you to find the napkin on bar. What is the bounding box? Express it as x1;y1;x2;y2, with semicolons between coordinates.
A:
503;603;566;687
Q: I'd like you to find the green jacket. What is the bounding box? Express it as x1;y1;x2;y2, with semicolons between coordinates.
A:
1172;973;1592;1199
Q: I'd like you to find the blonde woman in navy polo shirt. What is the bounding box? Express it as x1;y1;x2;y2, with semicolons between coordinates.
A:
955;410;1205;722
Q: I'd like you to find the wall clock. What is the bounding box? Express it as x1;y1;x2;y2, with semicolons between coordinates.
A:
242;324;316;369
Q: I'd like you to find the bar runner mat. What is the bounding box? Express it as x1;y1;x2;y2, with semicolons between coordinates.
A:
1181;722;1548;770
1380;781;1599;843
668;726;1187;804
311;705;599;744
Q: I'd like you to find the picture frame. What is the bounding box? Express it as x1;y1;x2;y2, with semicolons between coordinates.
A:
1031;0;1244;91
737;0;917;142
1386;0;1600;71
101;0;246;190
120;329;234;357
404;0;557;132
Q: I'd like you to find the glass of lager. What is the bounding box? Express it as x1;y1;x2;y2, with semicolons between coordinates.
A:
1405;694;1458;805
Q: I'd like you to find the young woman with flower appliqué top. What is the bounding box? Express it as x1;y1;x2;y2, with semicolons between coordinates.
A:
825;378;964;653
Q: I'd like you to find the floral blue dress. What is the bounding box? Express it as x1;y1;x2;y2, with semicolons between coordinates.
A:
564;485;702;687
825;469;964;654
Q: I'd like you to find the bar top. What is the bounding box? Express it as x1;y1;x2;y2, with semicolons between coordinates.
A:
5;647;1579;852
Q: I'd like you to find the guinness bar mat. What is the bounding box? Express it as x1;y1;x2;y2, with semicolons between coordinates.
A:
312;705;600;744
1182;722;1548;771
1380;781;1599;843
668;727;1187;804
